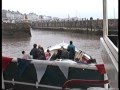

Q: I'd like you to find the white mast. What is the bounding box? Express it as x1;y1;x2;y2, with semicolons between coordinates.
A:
103;0;108;37
114;7;115;19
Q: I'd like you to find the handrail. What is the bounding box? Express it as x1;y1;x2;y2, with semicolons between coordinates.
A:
62;79;109;90
104;36;118;61
3;80;62;89
2;56;98;71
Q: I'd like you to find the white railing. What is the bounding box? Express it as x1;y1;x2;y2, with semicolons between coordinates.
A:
104;36;118;61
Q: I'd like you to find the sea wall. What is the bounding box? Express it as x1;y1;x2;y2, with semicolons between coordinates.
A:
2;22;31;38
31;19;118;35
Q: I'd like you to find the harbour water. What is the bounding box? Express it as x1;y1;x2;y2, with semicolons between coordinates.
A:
2;29;103;64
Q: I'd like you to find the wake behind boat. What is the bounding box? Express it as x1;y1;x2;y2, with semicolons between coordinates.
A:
2;42;109;90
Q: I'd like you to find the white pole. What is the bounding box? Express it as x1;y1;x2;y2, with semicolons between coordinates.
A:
114;7;115;19
2;72;5;89
103;0;108;37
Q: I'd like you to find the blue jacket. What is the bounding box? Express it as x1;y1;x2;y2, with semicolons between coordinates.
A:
67;44;75;58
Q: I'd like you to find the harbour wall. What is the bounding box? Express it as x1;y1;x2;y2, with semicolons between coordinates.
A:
2;22;31;38
31;19;118;35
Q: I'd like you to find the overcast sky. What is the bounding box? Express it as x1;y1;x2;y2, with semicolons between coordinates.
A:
2;0;118;19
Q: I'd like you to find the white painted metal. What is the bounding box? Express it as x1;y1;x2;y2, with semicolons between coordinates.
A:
100;37;118;88
2;72;5;89
104;36;118;61
102;0;118;88
104;74;109;89
100;37;118;72
4;80;62;89
103;0;108;36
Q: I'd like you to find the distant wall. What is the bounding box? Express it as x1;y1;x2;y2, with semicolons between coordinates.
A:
2;22;31;37
31;19;118;31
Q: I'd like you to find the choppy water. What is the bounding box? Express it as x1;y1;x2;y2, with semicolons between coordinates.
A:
2;29;103;63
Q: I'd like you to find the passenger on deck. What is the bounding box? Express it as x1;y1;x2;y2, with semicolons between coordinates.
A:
67;41;75;60
38;45;46;60
45;49;51;60
30;44;38;59
56;49;62;59
61;46;69;59
22;51;31;60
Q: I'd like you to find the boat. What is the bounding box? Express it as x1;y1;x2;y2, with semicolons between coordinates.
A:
2;42;109;90
46;42;96;64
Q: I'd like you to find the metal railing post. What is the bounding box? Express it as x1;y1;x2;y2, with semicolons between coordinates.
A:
103;0;108;37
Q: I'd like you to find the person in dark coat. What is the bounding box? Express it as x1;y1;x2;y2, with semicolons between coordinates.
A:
37;45;46;60
56;49;62;59
67;41;75;60
61;46;69;59
30;44;38;59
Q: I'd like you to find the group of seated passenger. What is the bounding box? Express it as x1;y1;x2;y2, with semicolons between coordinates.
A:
21;44;51;60
21;41;76;61
54;46;69;60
